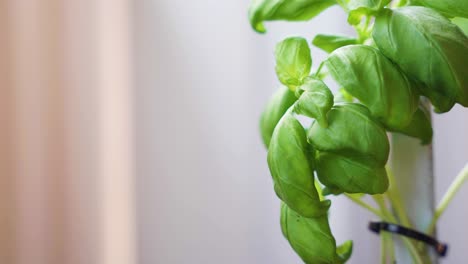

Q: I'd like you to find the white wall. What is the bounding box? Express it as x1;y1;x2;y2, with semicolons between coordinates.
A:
133;1;468;263
433;106;468;264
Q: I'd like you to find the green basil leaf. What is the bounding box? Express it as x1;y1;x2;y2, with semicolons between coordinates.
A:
308;103;390;194
390;106;433;145
260;86;297;147
268;111;331;217
325;45;419;130
414;0;468;19
316;152;389;194
275;37;312;91
280;203;353;264
248;0;336;33
346;0;390;25
348;7;373;25
294;78;334;127
308;103;389;164
336;240;353;263
373;7;468;113
312;34;358;53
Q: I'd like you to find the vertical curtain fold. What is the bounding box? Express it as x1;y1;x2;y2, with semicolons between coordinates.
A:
0;1;135;264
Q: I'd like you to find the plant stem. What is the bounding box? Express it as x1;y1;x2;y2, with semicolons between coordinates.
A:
386;232;396;263
386;167;412;227
344;194;387;219
335;0;349;12
381;232;395;264
427;163;468;234
373;194;426;264
380;231;388;264
392;0;408;8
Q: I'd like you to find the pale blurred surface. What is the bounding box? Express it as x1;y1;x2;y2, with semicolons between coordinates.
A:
0;1;135;264
0;1;467;264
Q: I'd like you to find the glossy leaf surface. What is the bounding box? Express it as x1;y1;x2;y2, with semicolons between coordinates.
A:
268;111;331;217
308;103;389;164
275;37;312;91
373;7;468;112
325;45;419;130
260;86;297;147
248;0;336;33
308;103;389;194
315;152;389;194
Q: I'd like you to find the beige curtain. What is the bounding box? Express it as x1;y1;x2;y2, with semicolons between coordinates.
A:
0;1;136;264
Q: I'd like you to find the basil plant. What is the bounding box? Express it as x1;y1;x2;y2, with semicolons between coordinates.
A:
248;0;468;263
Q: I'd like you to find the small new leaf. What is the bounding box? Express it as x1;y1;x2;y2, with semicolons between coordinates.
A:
336;240;353;263
312;34;358;53
248;0;336;33
294;78;334;127
275;37;312;91
346;0;390;25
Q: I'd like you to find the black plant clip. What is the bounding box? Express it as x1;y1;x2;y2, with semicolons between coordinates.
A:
369;221;448;257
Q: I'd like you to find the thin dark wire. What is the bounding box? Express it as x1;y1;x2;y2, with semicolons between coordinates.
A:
369;221;448;257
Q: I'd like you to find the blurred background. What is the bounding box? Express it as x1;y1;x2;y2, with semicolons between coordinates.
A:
1;0;467;263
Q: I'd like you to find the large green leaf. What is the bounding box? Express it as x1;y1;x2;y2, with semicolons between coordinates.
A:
373;7;468;113
248;0;336;33
312;34;358;53
260;86;297;147
315;152;389;194
294;78;334;127
268;111;331;217
414;0;468;19
324;45;419;130
308;103;390;194
281;203;353;264
390;106;433;145
275;37;312;91
308;103;389;164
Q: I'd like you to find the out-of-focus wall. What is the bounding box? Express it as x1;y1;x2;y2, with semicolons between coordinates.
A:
133;1;468;264
433;106;468;264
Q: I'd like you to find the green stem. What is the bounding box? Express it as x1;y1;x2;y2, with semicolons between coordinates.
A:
381;232;395;264
335;0;349;12
401;238;424;264
427;163;468;234
386;167;412;227
380;231;388;264
373;195;425;264
386;232;396;263
392;0;408;8
345;194;387;219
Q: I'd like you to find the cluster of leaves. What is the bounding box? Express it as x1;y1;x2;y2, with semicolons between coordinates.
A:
249;0;468;263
